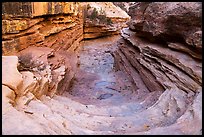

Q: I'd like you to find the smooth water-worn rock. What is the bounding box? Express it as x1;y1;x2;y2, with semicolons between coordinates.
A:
2;56;23;91
112;2;202;134
2;85;16;114
2;2;202;135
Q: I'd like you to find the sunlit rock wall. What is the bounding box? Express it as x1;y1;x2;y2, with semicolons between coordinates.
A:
83;2;130;39
2;2;84;106
2;2;83;55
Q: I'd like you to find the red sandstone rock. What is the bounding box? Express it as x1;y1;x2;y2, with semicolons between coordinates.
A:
2;2;202;135
128;2;202;59
2;2;83;55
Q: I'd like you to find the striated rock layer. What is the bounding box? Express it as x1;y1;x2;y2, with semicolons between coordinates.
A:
2;1;82;104
2;2;83;55
112;2;202;134
2;2;82;134
83;2;130;39
2;2;202;135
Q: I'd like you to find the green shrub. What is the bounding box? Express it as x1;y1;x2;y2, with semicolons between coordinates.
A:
90;8;98;20
87;7;113;25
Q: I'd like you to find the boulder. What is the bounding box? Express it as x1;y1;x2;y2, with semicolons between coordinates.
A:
128;2;202;59
16;46;74;98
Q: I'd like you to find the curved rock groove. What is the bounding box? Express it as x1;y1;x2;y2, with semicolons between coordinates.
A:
7;35;199;135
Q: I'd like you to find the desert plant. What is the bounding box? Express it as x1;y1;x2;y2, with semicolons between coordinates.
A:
99;7;105;15
86;6;113;25
89;8;98;20
17;53;46;72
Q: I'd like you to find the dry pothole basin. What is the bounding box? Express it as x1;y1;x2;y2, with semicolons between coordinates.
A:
58;34;201;135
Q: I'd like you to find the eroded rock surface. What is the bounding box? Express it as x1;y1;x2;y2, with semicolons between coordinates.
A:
112;2;202;134
128;2;202;59
2;2;83;55
2;2;81;134
2;47;79;134
2;2;202;135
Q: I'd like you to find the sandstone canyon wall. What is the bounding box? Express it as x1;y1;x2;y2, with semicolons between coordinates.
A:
2;2;130;107
83;2;130;39
2;2;84;107
112;2;202;134
2;2;83;55
2;2;202;135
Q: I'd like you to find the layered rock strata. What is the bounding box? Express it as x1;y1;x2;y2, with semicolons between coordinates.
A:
2;2;82;133
112;2;202;134
83;2;130;39
2;2;83;55
2;1;82;103
2;2;202;135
